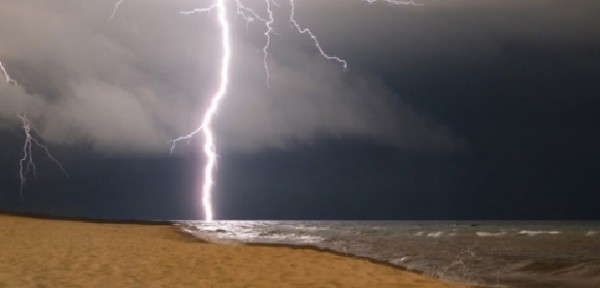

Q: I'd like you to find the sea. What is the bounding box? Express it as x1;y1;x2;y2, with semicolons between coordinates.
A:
176;220;600;288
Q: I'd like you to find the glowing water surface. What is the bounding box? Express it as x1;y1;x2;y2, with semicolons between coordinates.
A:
178;220;600;288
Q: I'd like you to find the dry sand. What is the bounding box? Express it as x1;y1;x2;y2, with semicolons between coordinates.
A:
0;214;476;287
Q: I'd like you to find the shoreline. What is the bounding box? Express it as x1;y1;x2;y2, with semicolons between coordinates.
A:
1;213;482;287
0;210;172;225
184;231;490;288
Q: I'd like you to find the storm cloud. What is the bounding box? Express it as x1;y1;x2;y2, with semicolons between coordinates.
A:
1;0;599;220
0;0;466;154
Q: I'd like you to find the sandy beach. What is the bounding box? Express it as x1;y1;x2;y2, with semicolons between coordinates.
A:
0;214;475;287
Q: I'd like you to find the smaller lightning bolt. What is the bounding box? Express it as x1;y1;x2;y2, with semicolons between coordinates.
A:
233;0;275;87
286;0;422;70
289;0;348;70
108;0;125;21
1;61;68;197
235;0;347;84
364;0;422;5
261;1;275;87
179;3;218;16
0;61;18;85
17;113;69;198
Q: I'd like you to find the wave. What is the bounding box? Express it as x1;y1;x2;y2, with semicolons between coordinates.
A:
427;231;443;238
185;230;243;245
515;259;600;279
476;231;506;237
518;230;561;236
390;257;411;265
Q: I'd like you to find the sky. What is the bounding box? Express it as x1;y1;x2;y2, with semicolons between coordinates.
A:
0;0;599;220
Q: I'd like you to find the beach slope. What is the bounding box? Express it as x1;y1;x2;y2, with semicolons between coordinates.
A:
0;214;473;287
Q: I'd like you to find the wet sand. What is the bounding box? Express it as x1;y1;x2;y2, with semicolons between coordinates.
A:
0;214;476;287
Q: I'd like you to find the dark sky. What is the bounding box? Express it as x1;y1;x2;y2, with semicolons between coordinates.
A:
1;0;599;220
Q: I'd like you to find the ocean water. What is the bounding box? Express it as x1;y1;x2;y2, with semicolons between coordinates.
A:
177;220;600;288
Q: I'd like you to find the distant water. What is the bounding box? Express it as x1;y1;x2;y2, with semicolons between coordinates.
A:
177;220;600;288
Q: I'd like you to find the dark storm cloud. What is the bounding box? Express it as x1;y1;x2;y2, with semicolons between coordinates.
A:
3;0;597;154
0;0;465;154
295;0;600;87
1;0;599;220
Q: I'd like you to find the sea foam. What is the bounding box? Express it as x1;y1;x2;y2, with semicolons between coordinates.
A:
518;230;561;236
476;231;506;237
427;231;444;238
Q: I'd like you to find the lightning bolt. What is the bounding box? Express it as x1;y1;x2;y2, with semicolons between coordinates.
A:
365;0;422;5
172;0;232;221
1;60;68;197
17;113;69;198
260;1;275;87
170;0;419;221
171;0;277;220
234;0;345;84
108;0;125;21
231;0;275;87
289;0;348;70
0;61;17;85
